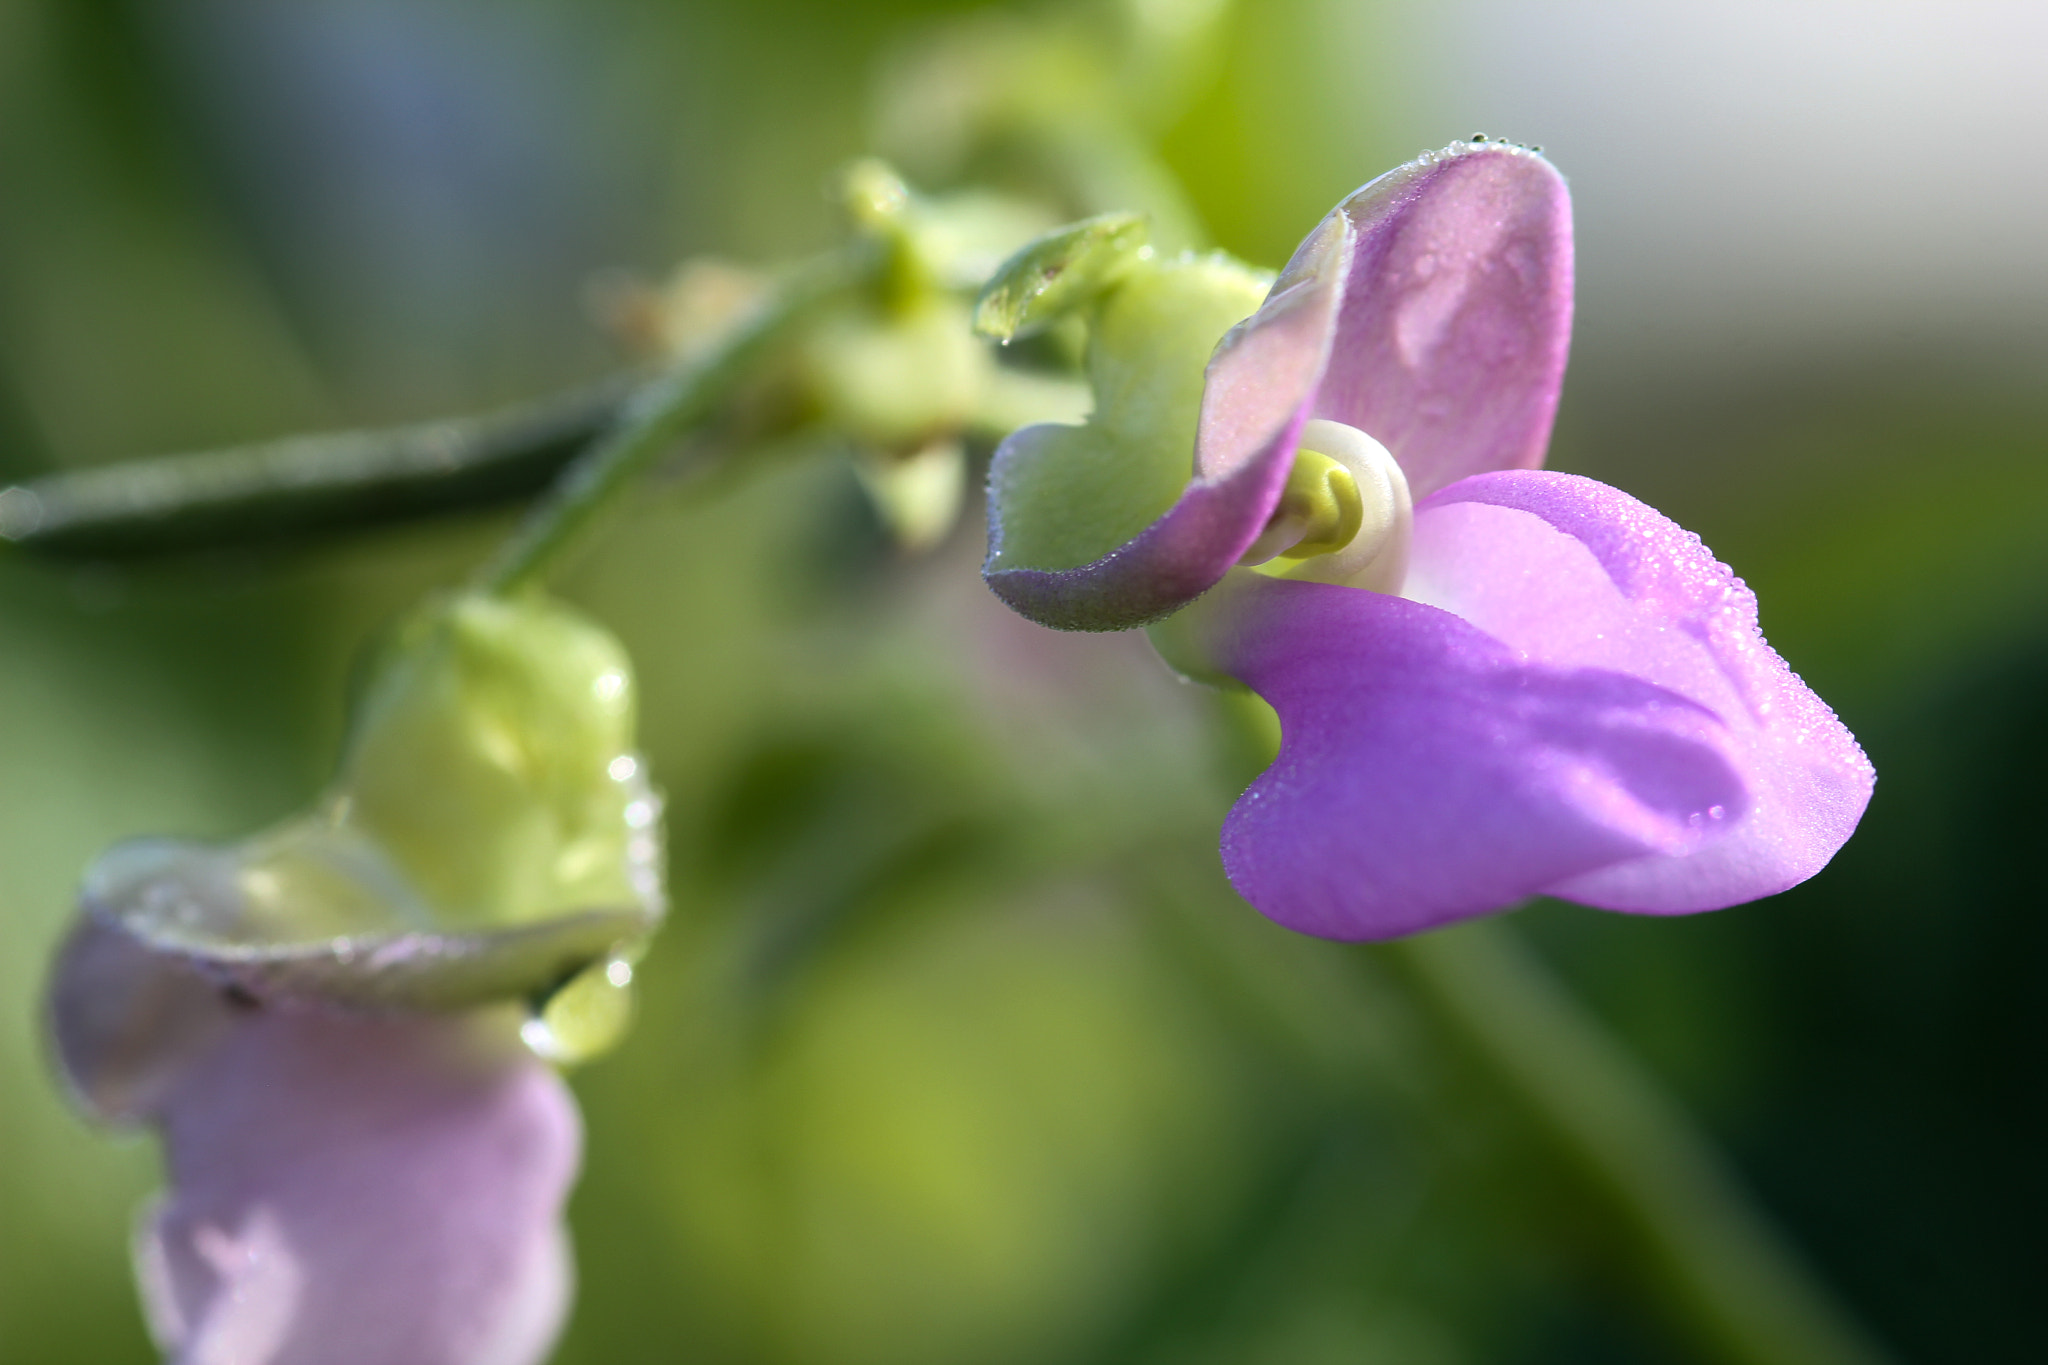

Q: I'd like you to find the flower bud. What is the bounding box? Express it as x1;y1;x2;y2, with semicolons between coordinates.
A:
67;591;664;1022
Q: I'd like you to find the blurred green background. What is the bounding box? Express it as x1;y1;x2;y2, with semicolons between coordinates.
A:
2;1;2042;1362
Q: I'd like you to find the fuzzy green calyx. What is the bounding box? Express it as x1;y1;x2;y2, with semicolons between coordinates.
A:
986;251;1272;574
336;592;651;928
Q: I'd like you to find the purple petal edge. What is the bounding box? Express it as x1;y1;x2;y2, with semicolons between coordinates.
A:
985;426;1307;630
985;144;1572;632
984;218;1348;632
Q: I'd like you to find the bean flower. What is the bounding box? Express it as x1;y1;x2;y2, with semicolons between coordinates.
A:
47;592;665;1364
52;920;579;1365
981;142;1874;939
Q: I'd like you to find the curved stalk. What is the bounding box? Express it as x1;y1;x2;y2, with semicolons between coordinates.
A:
0;249;868;575
0;377;635;559
471;248;866;596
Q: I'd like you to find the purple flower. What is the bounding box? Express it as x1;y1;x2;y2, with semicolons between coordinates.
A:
983;143;1874;938
50;918;580;1365
41;591;663;1364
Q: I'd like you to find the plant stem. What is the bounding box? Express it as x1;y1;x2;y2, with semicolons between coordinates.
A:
471;249;864;597
1381;920;1893;1365
0;376;635;558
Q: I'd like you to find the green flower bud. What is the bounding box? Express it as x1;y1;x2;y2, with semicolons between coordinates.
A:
75;592;664;1021
340;592;649;928
799;297;989;451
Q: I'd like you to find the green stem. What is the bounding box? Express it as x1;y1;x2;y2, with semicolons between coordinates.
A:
1381;921;1893;1365
471;248;865;597
0;376;635;559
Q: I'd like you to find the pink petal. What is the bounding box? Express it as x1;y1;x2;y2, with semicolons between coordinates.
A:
1407;469;1875;912
1311;144;1574;498
48;915;240;1126
137;1006;579;1365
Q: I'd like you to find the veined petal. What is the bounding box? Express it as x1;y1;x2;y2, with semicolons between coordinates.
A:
1405;469;1874;912
135;1004;579;1365
1198;574;1750;940
1312;143;1574;497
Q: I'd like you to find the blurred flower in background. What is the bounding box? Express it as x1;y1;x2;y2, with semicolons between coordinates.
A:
1;2;2043;1364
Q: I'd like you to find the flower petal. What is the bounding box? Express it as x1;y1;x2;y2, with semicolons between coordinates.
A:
136;1006;579;1365
1311;144;1574;498
47;914;240;1125
1200;573;1750;940
1406;469;1875;911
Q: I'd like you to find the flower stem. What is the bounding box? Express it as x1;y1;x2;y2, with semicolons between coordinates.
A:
470;248;865;597
1381;920;1893;1365
0;377;634;559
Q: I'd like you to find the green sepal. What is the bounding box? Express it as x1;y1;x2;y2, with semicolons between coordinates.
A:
972;212;1151;342
986;252;1272;573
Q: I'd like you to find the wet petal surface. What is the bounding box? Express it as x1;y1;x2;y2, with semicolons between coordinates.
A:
1311;145;1574;498
1407;470;1874;911
1200;574;1750;939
